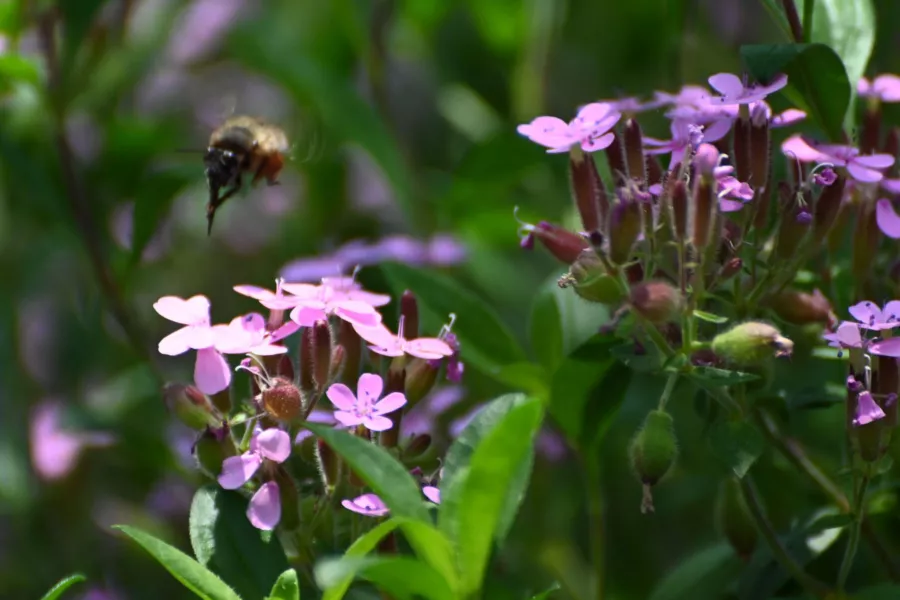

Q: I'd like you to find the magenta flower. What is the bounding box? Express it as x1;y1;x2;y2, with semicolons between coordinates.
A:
781;135;895;183
876;199;900;239
214;313;291;355
218;427;291;531
342;493;389;517
814;167;837;186
847;299;900;330
423;485;441;504
854;390;886;426
690;143;754;212
327;373;407;431
283;281;383;327
706;73;788;105
233;279;298;310
517;102;621;154
823;320;900;357
748;101;806;128
858;74;900;103
30;401;114;481
154;295;231;394
352;322;455;360
644;119;730;169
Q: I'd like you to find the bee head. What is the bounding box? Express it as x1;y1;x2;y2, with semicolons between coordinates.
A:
204;147;242;191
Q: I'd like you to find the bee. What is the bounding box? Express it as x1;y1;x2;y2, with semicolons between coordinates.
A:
203;115;289;235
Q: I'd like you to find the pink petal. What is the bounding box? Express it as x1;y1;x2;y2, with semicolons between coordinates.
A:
218;452;263;489
423;486;441;504
326;383;357;410
835;322;863;348
771;108;806;127
406;338;454;359
702;118;733;142
718;199;746;213
882;179;900;194
870;337;900;357
572;103;617;130
858;77;872;96
341;493;389;517
345;290;392;307
760;74;788;95
373;392;407;416
237;313;267;333
874;74;900;102
708;73;744;98
853;391;886;426
352;323;397;347
781;135;828;162
247;481;281;530
849;301;883;326
854;154;895;169
290;305;327;326
363;415;394;431
281;282;321;299
233;285;273;300
581;132;616;153
369;344;406;358
334;411;365;427
333;300;381;327
194;348;231;395
357;373;384;405
516;116;576;149
847;162;884;183
882;301;900;322
158;326;196;355
248;342;288;356
255;429;291;463
153;295;210;326
270;321;301;343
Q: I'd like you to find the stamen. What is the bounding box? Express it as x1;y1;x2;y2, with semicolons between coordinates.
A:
439;313;458;339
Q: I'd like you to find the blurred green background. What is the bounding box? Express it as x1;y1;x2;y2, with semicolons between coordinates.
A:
3;0;900;598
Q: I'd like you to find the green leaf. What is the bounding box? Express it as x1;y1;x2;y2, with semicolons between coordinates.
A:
0;55;41;93
441;394;537;545
648;543;741;600
529;280;564;372
266;569;300;600
113;525;241;600
687;366;761;387
380;262;527;372
693;310;728;324
316;557;454;600
189;486;289;600
393;519;459;594
708;420;764;478
741;43;850;140
853;584;900;600
39;573;87;600
490;362;550;399
439;396;543;595
305;423;430;522
530;582;561;600
321;519;400;600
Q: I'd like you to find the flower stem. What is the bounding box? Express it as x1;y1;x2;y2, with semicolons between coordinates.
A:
802;0;816;42
657;372;679;411
780;0;804;43
739;475;832;599
837;474;870;590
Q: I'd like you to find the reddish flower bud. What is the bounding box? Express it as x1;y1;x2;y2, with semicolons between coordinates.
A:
691;176;716;250
163;383;222;431
263;377;303;421
604;132;627;187
404;434;432;461
733;118;751;183
860;102;882;153
400;290;419;339
404;358;439;407
569;147;607;232
623;118;646;184
608;197;642;265
276;353;295;381
646;154;664;189
339;320;362;385
749;117;771;193
298;327;315;394
884;127;900;161
670;180;688;241
766;289;836;327
718;257;743;282
812;174;845;244
329;344;346;385
313;320;333;391
629;280;682;324
532;221;589;264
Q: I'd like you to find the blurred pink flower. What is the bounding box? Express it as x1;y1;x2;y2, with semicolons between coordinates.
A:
352;321;454;360
423;485;441;504
858;74;900;103
707;73;788;105
30;402;114;481
342;493;389;517
283;280;382;328
517;102;621;153
782;135;894;183
166;0;246;65
327;373;407;432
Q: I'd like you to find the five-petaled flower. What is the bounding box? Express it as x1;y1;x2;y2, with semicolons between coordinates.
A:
283;280;384;328
517;102;621;154
218;427;292;530
327;373;407;432
342;493;389;517
782;135;895;183
823;300;900;357
706;72;788;105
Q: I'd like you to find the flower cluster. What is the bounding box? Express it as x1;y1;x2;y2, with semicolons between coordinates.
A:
155;275;461;530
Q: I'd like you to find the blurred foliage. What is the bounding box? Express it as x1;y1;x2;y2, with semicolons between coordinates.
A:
3;0;900;599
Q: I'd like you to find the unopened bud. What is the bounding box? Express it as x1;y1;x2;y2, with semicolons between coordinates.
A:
532;221;589;264
711;322;794;368
608;197;641;265
733;118;751;183
852;205;879;281
623;118;646;183
329;344;346;384
403;433;432;460
315;438;341;494
629;410;678;513
604;132;627;187
313;320;333;390
405;358;439;406
646;153;664;188
749;116;771;192
276;353;295;380
164;383;222;431
194;425;236;478
715;478;757;560
629;281;682;323
691;176;716;250
559;248;625;305
262;378;303;421
298;327;314;393
380;367;407;449
400;291;419;339
339;320;362;385
766;289;836;327
884;127;899;159
569;147;606;231
718;257;743;282
670;180;688;241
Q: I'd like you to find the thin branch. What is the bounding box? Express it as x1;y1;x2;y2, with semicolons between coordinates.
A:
780;0;804;43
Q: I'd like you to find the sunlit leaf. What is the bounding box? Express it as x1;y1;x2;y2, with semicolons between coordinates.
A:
266;569;300;600
321;520;399;600
39;573;86;600
316;557;454;600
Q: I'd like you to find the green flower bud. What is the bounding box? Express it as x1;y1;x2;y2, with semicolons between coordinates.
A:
629;410;678;513
262;377;303;422
403;433;433;460
559;248;626;305
711;322;794;368
194;426;237;478
715;478;757;560
163;383;222;431
629;280;683;324
608;197;642;265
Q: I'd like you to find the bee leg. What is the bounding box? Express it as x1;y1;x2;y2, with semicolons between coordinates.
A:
206;178;242;236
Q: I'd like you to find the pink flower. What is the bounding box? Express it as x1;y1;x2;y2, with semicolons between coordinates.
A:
823;321;900;357
876;199;900;239
517;102;621;154
352;322;455;360
233;279;298;310
423;485;441;504
858;74;900;103
748;101;806;128
706;73;788;105
283;280;383;327
30;401;114;481
690;143;754;212
218;428;291;530
213;313;291;355
846;299;900;331
326;373;407;432
341;493;389;517
781;135;895;183
154;295;231;395
644;119;730;169
853;390;886;426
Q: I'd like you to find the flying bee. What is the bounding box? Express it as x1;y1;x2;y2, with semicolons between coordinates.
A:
203;115;289;235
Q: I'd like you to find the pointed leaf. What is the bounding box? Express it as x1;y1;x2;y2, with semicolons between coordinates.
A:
648;543;741;600
266;569;300;600
322;519;400;600
39;574;86;600
393;519;459;594
113;525;241;600
693;310;728;324
316;557;454;600
305;423;430;522
708;420;764;478
687;366;760;387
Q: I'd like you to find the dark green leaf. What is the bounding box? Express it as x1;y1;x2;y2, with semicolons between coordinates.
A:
267;569;300;600
609;340;664;372
804;512;853;534
380;262;527;372
741;43;850;140
530;582;561;599
648;543;741;600
708;420;764;478
39;573;86;600
441;393;537;545
113;525;241;600
439;396;543;595
189;486;289;600
0;55;41;93
693;310;728;324
687;366;760;387
853;584;900;600
315;557;454;600
305;423;430;522
529;279;564;372
321;520;400;600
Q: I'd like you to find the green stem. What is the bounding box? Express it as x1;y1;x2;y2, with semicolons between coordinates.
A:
636;314;676;359
837;475;870;590
658;373;679;411
802;0;816;42
739;475;832;598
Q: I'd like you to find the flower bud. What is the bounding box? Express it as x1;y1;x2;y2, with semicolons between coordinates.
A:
276;353;295;381
623;118;646;184
608;197;642;265
604;131;627;186
163;383;222;431
569;146;606;231
766;289;836;327
733;118;751;184
313;320;333;391
711;322;794;368
629;410;678;514
775;185;809;261
298;327;314;394
379;367;407;449
403;433;432;460
646;153;664;189
749;116;771;193
339;320;362;385
315;438;341;494
405;358;439;406
670;180;688;241
559;248;625;305
629;280;682;323
715;477;757;560
400;290;419;339
532;221;590;264
329;344;346;384
194;426;237;478
691;175;716;250
262;377;303;421
884;127;899;159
